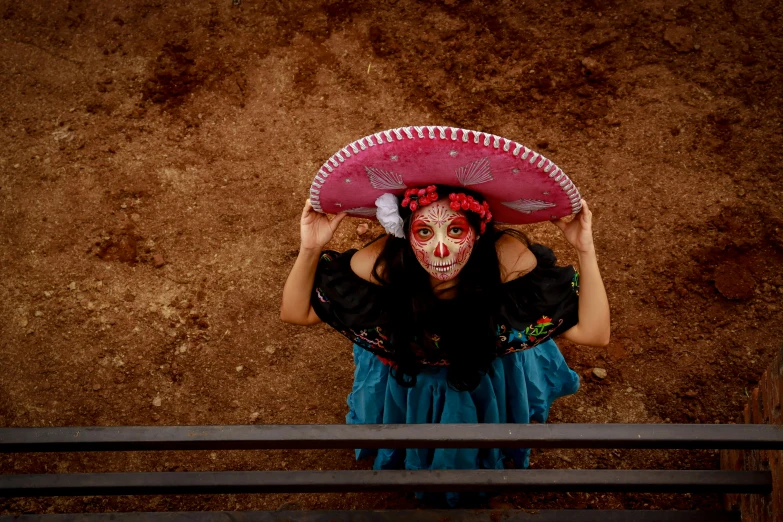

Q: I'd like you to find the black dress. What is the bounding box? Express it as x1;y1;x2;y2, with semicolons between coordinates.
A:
310;243;581;504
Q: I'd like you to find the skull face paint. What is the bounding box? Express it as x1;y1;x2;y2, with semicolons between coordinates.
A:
409;199;476;281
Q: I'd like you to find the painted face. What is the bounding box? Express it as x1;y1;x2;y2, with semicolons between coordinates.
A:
409;198;476;281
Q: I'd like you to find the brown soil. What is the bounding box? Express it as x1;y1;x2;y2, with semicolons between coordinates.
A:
2;0;783;514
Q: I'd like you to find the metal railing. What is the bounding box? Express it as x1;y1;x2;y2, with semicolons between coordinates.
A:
2;423;781;521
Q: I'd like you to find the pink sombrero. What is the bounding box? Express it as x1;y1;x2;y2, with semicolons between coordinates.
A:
309;126;582;224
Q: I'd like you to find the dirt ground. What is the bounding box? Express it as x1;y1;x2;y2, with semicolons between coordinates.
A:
1;0;783;514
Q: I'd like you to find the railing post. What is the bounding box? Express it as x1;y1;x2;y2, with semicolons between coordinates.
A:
721;347;782;521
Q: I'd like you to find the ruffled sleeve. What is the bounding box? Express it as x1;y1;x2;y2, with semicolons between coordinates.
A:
310;250;395;358
495;244;580;356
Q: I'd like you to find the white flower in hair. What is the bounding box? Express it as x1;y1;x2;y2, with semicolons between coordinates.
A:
375;193;405;239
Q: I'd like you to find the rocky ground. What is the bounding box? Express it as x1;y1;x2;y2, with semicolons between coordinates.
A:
1;0;782;514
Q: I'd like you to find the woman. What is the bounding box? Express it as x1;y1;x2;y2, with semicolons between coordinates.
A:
280;127;610;504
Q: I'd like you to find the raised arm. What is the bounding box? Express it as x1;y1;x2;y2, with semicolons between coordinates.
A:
551;200;611;346
280;200;346;325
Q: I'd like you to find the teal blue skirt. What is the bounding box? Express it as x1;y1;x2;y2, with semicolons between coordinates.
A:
346;339;579;504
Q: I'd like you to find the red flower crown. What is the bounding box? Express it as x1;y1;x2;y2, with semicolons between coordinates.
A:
400;185;493;234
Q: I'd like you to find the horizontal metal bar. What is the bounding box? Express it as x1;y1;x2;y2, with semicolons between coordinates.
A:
0;510;742;522
0;470;771;497
1;424;781;453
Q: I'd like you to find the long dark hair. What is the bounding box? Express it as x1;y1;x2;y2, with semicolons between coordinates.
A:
370;185;530;391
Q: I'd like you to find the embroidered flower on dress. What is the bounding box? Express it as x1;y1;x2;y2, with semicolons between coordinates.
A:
525;316;555;342
495;317;565;358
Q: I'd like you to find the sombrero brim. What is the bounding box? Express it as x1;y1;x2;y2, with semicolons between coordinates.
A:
310;126;581;224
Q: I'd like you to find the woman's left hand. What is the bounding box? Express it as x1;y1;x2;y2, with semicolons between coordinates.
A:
551;199;594;254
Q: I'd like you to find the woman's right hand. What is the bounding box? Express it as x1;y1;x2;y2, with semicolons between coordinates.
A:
300;199;347;252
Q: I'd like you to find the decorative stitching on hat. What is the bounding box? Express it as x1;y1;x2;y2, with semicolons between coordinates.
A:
528;152;539;164
451;128;458;140
384;130;394;142
502;198;557;214
456;157;493;186
366;166;406;190
512;144;521;156
403;127;414;139
344;207;378;217
393;128;403;140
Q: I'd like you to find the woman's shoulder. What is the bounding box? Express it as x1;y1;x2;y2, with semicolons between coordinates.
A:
349;235;389;285
496;233;538;283
311;243;390;333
